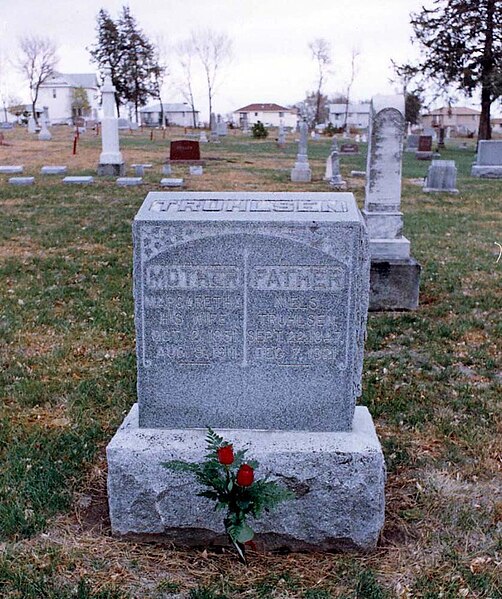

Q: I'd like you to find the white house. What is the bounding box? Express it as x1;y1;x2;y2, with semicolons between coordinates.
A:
139;103;199;127
233;103;298;128
328;103;370;130
38;73;99;124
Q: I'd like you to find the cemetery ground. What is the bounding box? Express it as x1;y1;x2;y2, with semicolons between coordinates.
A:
0;125;500;599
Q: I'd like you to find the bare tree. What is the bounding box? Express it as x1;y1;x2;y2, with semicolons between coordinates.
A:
17;35;58;125
176;39;198;127
191;29;232;120
309;38;331;126
343;47;360;132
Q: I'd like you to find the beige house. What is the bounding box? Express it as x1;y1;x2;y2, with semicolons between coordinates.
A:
233;103;297;128
421;107;480;135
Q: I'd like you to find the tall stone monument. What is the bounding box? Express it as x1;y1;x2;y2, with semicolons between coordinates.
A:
107;191;385;550
38;107;52;141
277;120;286;147
328;138;346;189
290;121;312;182
362;95;420;310
97;68;125;176
210;113;219;142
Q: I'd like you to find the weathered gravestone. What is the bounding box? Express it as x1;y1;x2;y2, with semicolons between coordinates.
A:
290;121;312;182
339;142;360;155
107;191;385;550
416;135;433;160
97;68;125;176
0;165;23;174
41;166;67;175
423;160;459;193
471;140;502;178
170;140;201;162
362;95;421;310
405;134;420;153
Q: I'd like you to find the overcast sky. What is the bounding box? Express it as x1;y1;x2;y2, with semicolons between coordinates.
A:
0;0;484;120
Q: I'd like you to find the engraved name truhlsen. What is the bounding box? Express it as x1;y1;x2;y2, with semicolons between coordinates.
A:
149;198;348;213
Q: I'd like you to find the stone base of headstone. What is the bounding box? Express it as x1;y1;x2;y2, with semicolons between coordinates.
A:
329;177;347;190
369;237;410;260
470;165;502;178
97;162;126;176
107;404;385;551
369;258;421;311
290;166;312;182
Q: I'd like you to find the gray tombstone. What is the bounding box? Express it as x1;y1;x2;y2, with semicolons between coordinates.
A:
41;166;67;175
160;178;184;187
210;113;219;143
471;140;502;178
27;117;37;134
405;134;420;153
0;165;23;174
328;138;346;189
189;165;203;176
423;160;459;193
290;121;312;182
117;177;143;186
199;131;208;143
277;121;286;147
9;176;34;185
162;163;172;176
107;191;385;551
362;94;421;310
63;176;94;184
38;111;52;141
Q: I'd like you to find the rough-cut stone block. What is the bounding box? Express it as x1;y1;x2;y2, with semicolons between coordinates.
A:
369;258;421;311
133;192;369;432
160;178;184;187
9;176;34;185
117;177;143;186
107;404;385;551
97;163;126;176
41;166;67;175
63;176;94;184
0;165;23;174
369;238;410;260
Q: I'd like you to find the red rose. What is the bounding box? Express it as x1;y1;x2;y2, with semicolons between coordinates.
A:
236;464;254;487
217;444;234;465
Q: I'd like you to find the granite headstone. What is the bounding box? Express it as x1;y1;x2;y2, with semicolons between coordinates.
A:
170;140;201;162
471;140;502;178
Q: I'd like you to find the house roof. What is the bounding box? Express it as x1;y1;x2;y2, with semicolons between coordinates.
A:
424;106;481;116
139;103;198;113
42;72;98;89
234;103;295;113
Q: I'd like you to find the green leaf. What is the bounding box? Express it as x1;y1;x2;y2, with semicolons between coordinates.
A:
235;523;254;543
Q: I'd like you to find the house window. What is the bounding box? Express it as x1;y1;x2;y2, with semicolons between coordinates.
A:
254;112;258;116
52;89;57;99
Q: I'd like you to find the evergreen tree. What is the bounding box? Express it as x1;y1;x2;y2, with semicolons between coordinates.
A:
89;6;164;120
406;0;502;140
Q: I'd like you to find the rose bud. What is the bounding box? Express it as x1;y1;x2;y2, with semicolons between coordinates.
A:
236;464;254;487
217;444;234;465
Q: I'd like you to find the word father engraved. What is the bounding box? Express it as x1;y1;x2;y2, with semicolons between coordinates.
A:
150;198;348;213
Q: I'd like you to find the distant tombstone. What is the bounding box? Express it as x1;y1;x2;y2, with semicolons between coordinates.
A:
117;177;143;186
339;143;360;155
216;115;227;136
162;163;172;176
132;164;152;176
9;176;34;186
423;160;459;193
118;118;131;129
241;114;249;133
278;121;286;147
63;176;94;184
363;94;421;310
471;140;502;178
160;178;184;187
38;116;52;141
98;68;125;176
290;121;312;182
199;131;208;143
41;166;67;175
28;117;37;134
210;113;219;142
170;140;201;162
416;135;433;160
355;134;361;142
0;165;23;173
0;122;13;129
406;134;420;152
423;127;437;140
328;139;347;189
361;133;367;143
189;165;203;175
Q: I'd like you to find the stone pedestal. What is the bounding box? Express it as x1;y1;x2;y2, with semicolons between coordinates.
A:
369;258;421;311
290;155;312;182
98;68;125;176
107;404;385;551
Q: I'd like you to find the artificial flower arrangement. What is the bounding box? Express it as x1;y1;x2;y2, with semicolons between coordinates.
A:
163;428;294;563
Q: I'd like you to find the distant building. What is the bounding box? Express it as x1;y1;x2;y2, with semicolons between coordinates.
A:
139;103;199;127
328;103;370;130
38;72;99;124
490;118;502;136
233;103;298;128
421;107;481;135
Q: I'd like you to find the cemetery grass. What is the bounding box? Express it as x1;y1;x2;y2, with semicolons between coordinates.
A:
0;126;500;598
